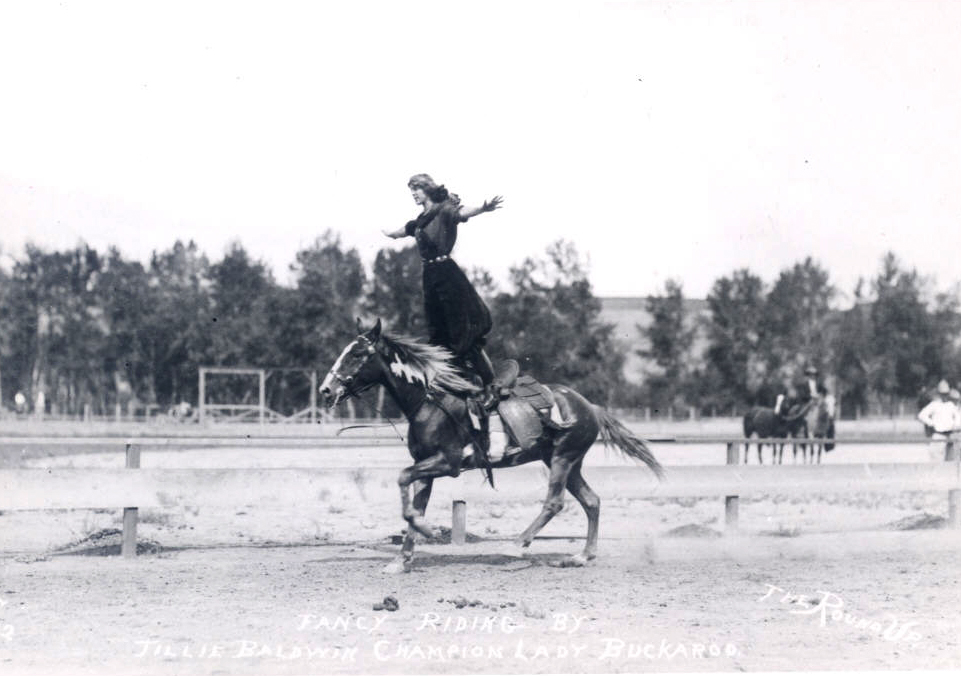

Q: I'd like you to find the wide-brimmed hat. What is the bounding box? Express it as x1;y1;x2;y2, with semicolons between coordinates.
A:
804;365;818;376
937;379;950;394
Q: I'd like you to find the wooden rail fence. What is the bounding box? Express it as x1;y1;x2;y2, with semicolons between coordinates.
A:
0;435;958;557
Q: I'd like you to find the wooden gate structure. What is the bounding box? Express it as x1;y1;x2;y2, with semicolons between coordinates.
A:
198;367;327;424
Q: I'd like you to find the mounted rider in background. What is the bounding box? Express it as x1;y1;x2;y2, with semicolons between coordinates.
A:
775;365;825;418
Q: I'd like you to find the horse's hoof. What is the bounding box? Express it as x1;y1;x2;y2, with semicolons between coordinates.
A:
501;542;527;559
549;554;588;568
382;558;409;574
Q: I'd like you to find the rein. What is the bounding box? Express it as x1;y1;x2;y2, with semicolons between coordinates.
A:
336;409;408;443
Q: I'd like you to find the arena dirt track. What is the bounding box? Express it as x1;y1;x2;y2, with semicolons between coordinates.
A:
2;423;960;674
3;529;961;675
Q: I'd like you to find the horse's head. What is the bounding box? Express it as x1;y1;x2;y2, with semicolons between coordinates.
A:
319;319;384;408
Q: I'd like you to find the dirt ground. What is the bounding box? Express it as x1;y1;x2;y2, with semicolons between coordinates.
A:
2;422;960;674
2;532;960;675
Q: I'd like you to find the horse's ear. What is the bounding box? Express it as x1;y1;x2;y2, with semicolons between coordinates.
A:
369;318;382;341
355;316;364;334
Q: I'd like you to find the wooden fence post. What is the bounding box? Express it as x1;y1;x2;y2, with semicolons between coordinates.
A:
258;370;266;426
121;443;141;558
452;500;467;545
725;442;739;532
946;440;959;529
198;368;206;424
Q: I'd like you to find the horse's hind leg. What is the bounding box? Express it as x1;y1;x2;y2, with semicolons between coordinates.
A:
512;457;575;553
564;462;599;565
385;478;433;574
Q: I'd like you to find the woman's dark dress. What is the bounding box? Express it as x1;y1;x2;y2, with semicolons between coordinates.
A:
404;201;492;357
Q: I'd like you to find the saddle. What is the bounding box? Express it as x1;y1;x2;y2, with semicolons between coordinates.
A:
495;370;570;452
467;360;570;462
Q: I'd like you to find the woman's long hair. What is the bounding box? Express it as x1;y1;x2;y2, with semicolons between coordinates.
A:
408;173;460;205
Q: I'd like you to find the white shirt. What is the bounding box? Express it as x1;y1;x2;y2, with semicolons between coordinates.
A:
917;399;959;434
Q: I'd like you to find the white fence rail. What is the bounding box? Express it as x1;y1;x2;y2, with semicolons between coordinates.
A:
1;435;958;557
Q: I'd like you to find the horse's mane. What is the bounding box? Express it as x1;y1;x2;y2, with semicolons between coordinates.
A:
379;332;481;394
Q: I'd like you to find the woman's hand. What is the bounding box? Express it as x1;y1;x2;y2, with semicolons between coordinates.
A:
482;195;503;212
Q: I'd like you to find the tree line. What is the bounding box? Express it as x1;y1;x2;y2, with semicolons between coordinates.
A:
0;236;957;419
638;255;961;418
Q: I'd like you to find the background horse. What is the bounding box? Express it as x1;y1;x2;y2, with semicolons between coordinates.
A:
742;405;809;464
796;394;836;464
319;320;664;572
742;407;786;463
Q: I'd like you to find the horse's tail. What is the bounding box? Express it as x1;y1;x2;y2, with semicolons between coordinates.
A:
824;419;836;452
742;410;755;437
593;406;664;480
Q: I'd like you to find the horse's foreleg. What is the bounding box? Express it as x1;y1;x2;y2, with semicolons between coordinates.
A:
398;454;455;540
757;442;763;465
386;478;434;574
514;457;575;551
565;462;599;563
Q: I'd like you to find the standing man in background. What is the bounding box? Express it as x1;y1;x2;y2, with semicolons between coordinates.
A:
918;379;958;460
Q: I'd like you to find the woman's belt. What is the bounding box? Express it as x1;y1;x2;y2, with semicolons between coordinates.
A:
422;255;451;264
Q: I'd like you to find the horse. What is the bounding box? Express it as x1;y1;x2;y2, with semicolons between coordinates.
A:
742;407;786;464
319;319;665;572
795;393;836;464
742;405;810;464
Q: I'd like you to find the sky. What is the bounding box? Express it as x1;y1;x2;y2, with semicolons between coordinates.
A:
1;0;959;305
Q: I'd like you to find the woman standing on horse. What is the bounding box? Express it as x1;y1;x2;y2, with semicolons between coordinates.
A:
383;173;503;403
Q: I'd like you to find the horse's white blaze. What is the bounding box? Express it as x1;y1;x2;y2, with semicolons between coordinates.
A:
320;340;357;401
329;340;355;376
318;371;339;397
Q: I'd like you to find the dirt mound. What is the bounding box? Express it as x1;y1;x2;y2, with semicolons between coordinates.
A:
760;525;802;537
664;523;722;538
884;512;946;531
52;528;163;556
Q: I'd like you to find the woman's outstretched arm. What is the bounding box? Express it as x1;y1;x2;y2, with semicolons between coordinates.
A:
382;226;409;239
458;195;503;221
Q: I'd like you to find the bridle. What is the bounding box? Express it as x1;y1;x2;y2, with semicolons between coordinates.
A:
328;334;379;400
